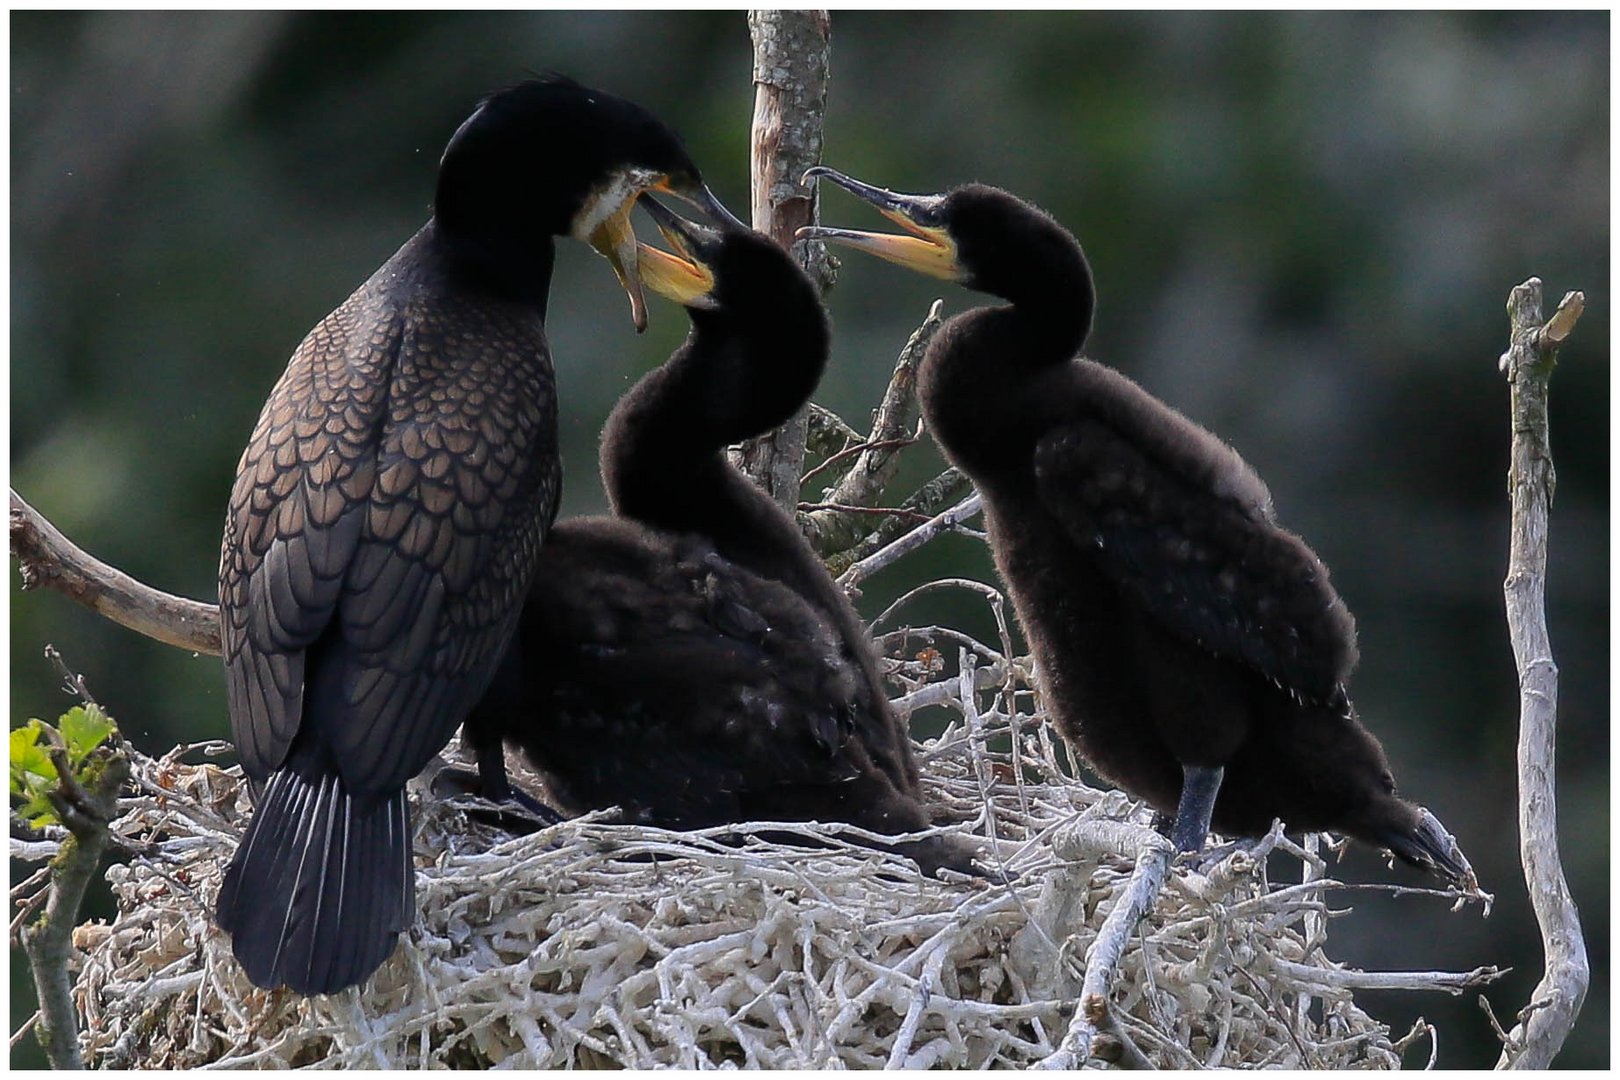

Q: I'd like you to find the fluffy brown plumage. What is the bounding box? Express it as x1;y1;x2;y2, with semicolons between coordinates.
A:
458;207;977;878
803;172;1474;889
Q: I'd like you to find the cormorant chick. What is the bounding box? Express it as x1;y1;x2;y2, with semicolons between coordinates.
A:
458;199;980;878
801;169;1476;890
216;76;743;997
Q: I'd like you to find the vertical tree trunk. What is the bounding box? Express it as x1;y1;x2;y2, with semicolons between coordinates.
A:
734;9;832;512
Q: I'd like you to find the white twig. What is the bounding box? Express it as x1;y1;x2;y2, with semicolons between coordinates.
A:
1035;822;1174;1069
1494;277;1588;1068
883;941;945;1068
1268;958;1505;995
836;492;983;593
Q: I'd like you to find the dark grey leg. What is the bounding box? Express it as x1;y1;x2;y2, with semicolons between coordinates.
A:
432;738;562;830
1170;764;1224;853
474;735;514;802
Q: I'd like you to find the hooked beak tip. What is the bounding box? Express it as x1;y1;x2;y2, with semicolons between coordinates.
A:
1392;806;1479;892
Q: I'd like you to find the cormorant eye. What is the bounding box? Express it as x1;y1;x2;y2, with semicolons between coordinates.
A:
1379;770;1396;795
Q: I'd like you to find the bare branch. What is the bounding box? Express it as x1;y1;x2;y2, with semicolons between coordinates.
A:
799;431;919;490
1492;277;1589;1069
799;301;944;554
10;488;221;655
1267;958;1505;995
733;9;831;512
1034;820;1174;1070
838;467;971;563
803;403;863;461
795;502;931;524
836;491;983;594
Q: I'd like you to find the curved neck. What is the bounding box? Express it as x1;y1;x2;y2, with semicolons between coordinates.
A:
920;219;1095;475
979;217;1095;358
429;217;558;306
602;309;825;527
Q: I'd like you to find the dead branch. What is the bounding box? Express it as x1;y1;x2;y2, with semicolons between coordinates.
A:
10;488;221;655
1267;959;1505;995
733;9;831;512
826;465;972;574
837;491;983;594
799;431;917;489
1033;819;1174;1069
1490;278;1588;1069
803;402;864;461
795;502;931;523
799;301;944;555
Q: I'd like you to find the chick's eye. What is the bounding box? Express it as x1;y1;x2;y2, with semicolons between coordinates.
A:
1379;771;1396;795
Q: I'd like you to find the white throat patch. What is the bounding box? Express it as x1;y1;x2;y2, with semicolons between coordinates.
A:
570;168;662;242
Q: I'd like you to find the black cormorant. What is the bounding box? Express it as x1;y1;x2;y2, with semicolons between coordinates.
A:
216;76;743;996
457;199;980;878
800;169;1475;889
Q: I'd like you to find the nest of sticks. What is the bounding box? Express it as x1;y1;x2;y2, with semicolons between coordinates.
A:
68;606;1493;1069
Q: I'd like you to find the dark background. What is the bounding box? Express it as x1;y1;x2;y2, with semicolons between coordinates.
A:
10;11;1608;1068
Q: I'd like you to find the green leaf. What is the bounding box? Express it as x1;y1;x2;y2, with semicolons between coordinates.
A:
8;706;119;829
59;704;115;767
10;723;52;789
10;720;60;826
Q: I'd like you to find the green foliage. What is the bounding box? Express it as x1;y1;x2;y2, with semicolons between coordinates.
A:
9;705;118;828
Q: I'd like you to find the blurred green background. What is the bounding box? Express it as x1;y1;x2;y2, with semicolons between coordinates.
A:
10;11;1607;1068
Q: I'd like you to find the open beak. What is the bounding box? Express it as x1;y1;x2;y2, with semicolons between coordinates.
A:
1381;806;1481;894
636;197;719;309
582;174;743;333
585;197;651;332
653;176;749;233
796;165;963;282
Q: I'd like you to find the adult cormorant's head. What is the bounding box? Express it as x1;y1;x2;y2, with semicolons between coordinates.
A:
798;167;1094;340
435;75;743;330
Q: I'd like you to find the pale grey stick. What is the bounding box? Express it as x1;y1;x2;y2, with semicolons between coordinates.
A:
1492;278;1588;1069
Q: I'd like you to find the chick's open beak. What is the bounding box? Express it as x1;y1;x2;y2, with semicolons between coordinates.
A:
636;196;719;308
637;243;716;308
581;173;742;332
796;165;963;282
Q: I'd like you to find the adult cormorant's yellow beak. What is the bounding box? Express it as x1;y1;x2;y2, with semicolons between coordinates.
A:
579;172;742;332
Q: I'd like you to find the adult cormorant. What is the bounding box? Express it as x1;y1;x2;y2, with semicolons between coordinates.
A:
800;169;1475;889
457;199;980;878
216;76;742;996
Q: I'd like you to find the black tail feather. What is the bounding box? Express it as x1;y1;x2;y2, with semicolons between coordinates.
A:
217;759;412;995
